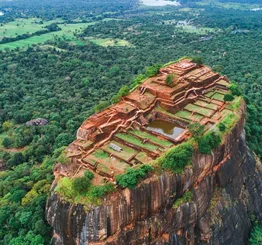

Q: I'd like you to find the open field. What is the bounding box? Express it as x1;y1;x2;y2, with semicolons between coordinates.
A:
86;37;132;47
0;20;116;50
177;25;218;34
0;18;64;40
197;0;260;10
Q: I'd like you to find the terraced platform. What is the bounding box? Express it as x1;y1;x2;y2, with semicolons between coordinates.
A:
59;59;236;184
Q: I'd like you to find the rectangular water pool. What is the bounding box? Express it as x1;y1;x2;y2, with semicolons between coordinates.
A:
147;120;184;139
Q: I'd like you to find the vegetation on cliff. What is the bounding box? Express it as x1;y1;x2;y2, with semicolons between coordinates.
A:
173;190;193;209
55;176;115;205
250;222;262;245
160;142;193;173
115;164;154;189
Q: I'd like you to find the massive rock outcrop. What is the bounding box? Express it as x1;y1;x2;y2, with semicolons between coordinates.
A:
46;101;262;244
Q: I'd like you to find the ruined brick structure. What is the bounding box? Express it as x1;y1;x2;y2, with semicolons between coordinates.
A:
55;59;232;183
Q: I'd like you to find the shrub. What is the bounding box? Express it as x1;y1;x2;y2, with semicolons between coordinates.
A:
2;137;13;148
218;122;226;132
72;177;91;194
131;74;147;89
72;170;94;194
111;85;130;104
89;183;115;199
116;164;154;189
2;121;14;132
188;122;204;139
56;151;70;165
94;101;110;113
165;74;177;86
173;191;193;209
198;131;221;154
161;143;193;173
229;82;242;96
6;153;25;168
84;170;94;180
249;223;262;245
145;64;162;77
118;85;129;97
191;56;204;65
224;94;234;102
219;114;238;133
111;94;121;104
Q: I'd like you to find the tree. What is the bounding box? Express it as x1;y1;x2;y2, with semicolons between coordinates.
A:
224;94;234;102
6;153;25;168
188;122;204;139
72;170;94;194
218;122;226;132
161;143;193;173
54;133;74;149
229;83;242;96
198;132;221;154
145;64;162;77
94;101;110;113
2;121;14;132
249;223;262;245
191;56;204;65
116;165;153;189
2;137;12;148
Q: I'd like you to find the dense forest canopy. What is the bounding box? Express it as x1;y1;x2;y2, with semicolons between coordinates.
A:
0;0;262;244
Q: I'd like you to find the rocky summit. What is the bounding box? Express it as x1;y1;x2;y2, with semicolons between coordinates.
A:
46;58;262;245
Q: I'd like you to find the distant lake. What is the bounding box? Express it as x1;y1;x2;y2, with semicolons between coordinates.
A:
141;0;180;6
251;8;262;11
0;12;4;16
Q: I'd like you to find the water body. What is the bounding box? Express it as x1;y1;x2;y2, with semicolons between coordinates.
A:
0;11;4;16
147;120;184;138
141;0;180;7
251;8;262;11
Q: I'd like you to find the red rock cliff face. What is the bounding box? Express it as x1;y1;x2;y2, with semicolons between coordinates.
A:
46;103;262;245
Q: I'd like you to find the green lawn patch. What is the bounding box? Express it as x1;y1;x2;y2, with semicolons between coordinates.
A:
175;110;203;121
185;104;213;116
175;110;191;119
115;133;159;152
130;129;173;148
194;100;218;110
212;92;225;101
177;25;218;34
93;149;109;159
135;152;153;164
154;105;191;124
205;91;214;98
102;141;137;161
